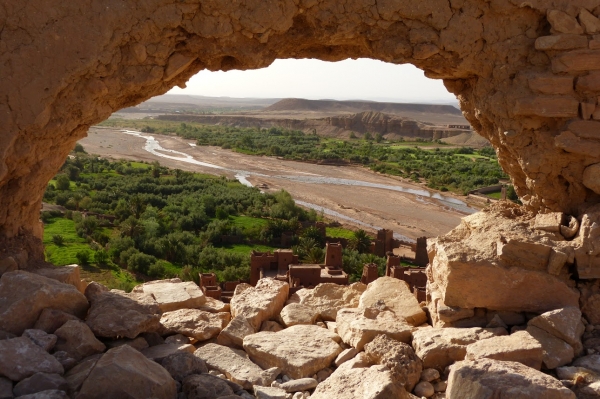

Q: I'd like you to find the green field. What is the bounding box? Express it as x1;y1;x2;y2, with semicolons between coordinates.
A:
219;243;278;255
43;218;90;265
326;226;356;239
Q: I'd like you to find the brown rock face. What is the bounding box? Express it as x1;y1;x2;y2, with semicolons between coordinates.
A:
4;1;600;247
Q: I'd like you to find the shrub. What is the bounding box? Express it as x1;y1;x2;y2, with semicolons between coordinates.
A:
127;252;157;274
56;175;70;191
52;234;64;246
94;249;109;265
75;250;91;265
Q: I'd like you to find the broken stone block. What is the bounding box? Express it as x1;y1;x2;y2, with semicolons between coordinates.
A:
195;343;274;389
412;327;498;370
311;365;409;399
161;352;207;382
132;279;206;312
534;212;564;233
0;271;89;336
465;330;544;370
447;358;575;399
218;315;255;348
514;96;579;118
527;326;574;369
358;277;427;326
527;74;574;95
159;308;230;341
336;307;412;351
253;385;287;399
291;282;367;321
0;337;64;381
54;320;105;361
528;307;584;349
583;163;600;195
553;50;600;73
279;303;319;327
580;9;600;34
535;34;588;51
548;9;584;34
243;325;343;379
364;334;422;392
279;378;318;393
567;120;600;140
34;309;80;334
582;101;596;120
23;329;57;352
13;373;69;397
140;343;195;362
335;347;358;367
63;354;102;394
230;278;289;330
85;288;161;339
77;345;177;398
32;265;86;293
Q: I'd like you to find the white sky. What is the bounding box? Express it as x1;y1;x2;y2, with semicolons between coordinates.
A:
168;58;457;104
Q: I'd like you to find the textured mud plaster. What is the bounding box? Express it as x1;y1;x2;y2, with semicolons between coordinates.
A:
2;0;600;252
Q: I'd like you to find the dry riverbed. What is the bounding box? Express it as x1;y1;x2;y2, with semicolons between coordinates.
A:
80;127;480;240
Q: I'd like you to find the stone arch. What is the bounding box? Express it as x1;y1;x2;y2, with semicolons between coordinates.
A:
2;0;600;253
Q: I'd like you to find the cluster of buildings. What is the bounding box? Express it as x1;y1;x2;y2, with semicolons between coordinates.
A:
198;228;430;303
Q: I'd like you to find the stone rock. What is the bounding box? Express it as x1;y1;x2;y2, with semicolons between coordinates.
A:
0;331;15;341
412;327;498;370
534;212;563;233
160;308;230;341
514;96;579;117
195;343;274;389
548;9;584;34
428;205;580;316
34;309;80;334
0;271;89;336
260;321;284;333
105;336;149;351
279;378;318;393
336;307;412;351
447;358;576;399
334;347;358;367
63;354;102;395
486;314;508;329
198;297;230;313
0;337;63;381
421;368;440;382
414;381;435;397
22;329;57;352
132;278;206;312
253;386;287;399
358;277;427;326
572;354;600;374
142;331;165;346
535;34;588;51
32;265;86;293
161;351;208;381
182;374;235;399
85;289;161;339
311;365;409;399
526;325;574;369
464;330;543;370
141;343;195;362
528;307;584;348
580;9;600;34
291;282;367;321
577;72;600;93
52;352;77;372
0;377;11;399
364;334;422;392
164;334;191;345
527;74;574;95
77;345;177;398
16;391;69;399
13;373;68;397
0;257;17;277
243;325;343;379
54;320;105;361
279;303;319;327
230;279;289;331
217;315;255;348
583;164;600;195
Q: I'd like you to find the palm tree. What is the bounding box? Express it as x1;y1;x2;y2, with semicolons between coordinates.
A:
120;216;144;239
349;229;372;254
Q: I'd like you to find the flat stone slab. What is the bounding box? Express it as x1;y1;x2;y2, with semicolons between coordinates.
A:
230;279;289;331
243;324;343;379
465;330;543;370
159;308;230;341
132;279;206;312
194;343;272;389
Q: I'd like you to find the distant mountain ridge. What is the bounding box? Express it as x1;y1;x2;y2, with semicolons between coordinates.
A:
264;98;462;115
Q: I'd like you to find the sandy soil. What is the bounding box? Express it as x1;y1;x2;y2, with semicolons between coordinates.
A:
81;127;480;240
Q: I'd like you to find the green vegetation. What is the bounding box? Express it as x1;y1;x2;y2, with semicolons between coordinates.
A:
43;151;318;290
100;119;508;194
325;226;355;240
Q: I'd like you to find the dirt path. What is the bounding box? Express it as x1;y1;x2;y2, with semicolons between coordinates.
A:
81;127;478;240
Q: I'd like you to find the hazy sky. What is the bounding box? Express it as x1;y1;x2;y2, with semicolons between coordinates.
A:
168;58;456;104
